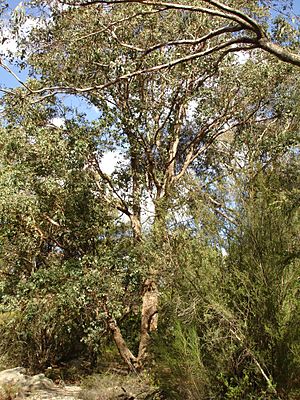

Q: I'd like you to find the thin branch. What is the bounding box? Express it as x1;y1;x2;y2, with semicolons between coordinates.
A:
202;0;263;34
0;87;14;95
229;328;277;395
173;89;262;183
152;88;181;148
110;29;144;51
214;207;236;225
143;24;244;55
44;215;61;227
74;8;165;42
58;0;256;29
206;194;236;225
0;61;33;92
28;37;254;101
30;91;61;104
91;155;132;216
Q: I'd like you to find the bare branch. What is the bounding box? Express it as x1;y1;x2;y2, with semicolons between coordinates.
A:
0;61;33;92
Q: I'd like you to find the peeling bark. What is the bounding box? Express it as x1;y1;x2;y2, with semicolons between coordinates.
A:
129;213;142;242
137;278;159;367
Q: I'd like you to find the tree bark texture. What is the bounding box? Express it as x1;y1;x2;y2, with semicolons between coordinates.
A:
103;302;137;370
137;278;159;367
109;320;137;371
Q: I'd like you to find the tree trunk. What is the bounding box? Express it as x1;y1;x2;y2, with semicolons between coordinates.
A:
129;213;142;242
103;302;137;371
109;319;137;371
137;278;159;367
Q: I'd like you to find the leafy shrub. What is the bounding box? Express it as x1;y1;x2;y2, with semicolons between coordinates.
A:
154;168;300;399
0;261;99;371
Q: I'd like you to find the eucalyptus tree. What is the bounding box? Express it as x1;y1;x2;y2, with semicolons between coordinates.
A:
2;0;300;89
58;0;300;66
1;0;299;370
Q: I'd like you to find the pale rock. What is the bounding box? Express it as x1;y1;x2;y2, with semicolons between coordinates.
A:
0;367;56;393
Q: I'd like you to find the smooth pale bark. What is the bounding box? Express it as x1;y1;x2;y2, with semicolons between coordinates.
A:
130;205;160;367
106;275;159;370
135;204;167;366
106;278;159;370
102;203;160;370
258;39;300;68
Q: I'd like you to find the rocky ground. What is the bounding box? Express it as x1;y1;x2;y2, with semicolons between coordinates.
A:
0;367;161;400
25;385;81;400
0;367;81;400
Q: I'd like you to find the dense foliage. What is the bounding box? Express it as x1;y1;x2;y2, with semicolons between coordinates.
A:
0;0;299;398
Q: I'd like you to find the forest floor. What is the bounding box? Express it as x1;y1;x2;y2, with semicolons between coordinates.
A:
0;366;161;400
25;385;81;400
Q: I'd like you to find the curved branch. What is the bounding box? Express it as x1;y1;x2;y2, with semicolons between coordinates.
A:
0;61;33;92
202;0;263;35
28;37;254;101
143;24;244;55
258;38;300;67
58;0;300;68
58;0;256;29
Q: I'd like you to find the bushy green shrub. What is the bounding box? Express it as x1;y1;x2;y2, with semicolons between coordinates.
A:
0;260;105;371
154;168;300;399
154;322;209;400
